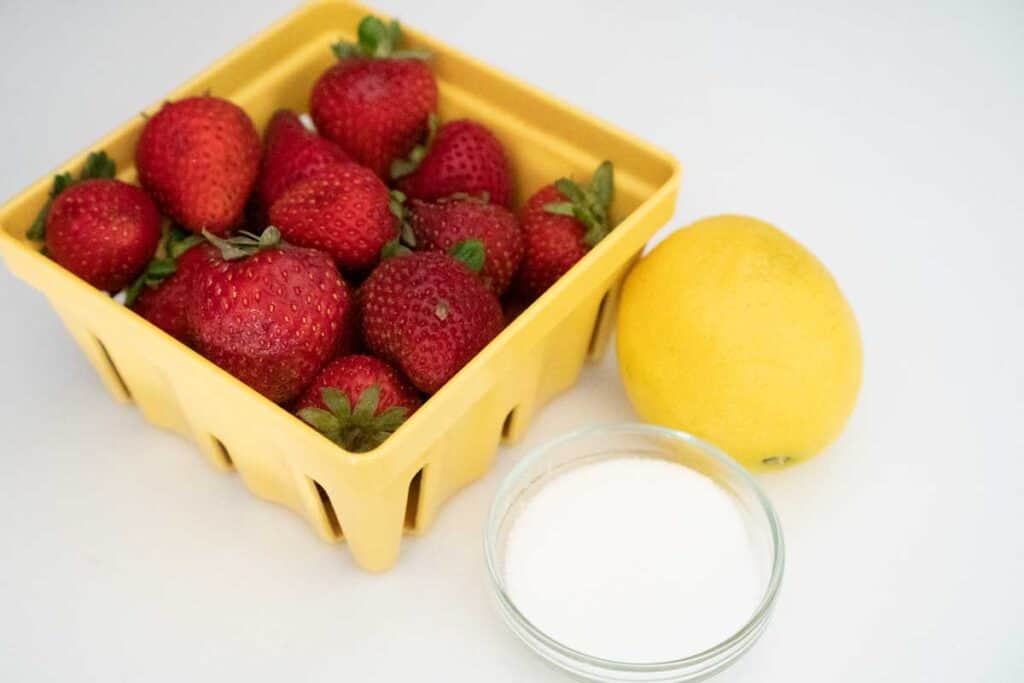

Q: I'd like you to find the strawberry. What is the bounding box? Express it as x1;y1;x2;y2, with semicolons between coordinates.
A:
258;109;351;211
394;119;512;208
188;227;354;404
513;161;615;300
268;164;400;275
406;196;523;295
27;151;161;292
310;16;437;178
128;229;211;344
44;179;161;292
359;251;503;394
295;354;422;452
136;96;261;235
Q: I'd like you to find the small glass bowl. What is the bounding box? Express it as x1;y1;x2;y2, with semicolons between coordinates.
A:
484;423;785;682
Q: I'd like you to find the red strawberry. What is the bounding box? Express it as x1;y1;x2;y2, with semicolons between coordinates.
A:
310;16;437;178
258;109;351;210
359;251;503;394
514;161;615;300
295;354;421;452
268;164;399;274
34;152;161;292
136;96;260;235
188;227;354;404
395;119;512;207
129;235;213;344
407;197;523;295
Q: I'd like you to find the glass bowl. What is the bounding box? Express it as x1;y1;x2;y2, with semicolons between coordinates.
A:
483;423;785;682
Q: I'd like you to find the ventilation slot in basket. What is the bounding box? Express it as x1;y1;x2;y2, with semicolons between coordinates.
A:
404;469;424;531
95;338;132;401
210;437;235;470
586;289;613;357
501;408;518;440
312;480;343;540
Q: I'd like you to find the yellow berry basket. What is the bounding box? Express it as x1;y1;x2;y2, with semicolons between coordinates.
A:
0;0;680;571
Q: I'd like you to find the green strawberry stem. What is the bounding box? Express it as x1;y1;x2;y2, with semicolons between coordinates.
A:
380;240;412;260
439;191;491;204
381;189;416;260
332;15;431;62
388;189;417;247
298;385;410;453
543;160;615;247
123;223;202;305
203;226;281;261
123;257;176;306
450;239;486;273
26;151;116;241
167;224;204;259
390;113;439;180
80;151;117;181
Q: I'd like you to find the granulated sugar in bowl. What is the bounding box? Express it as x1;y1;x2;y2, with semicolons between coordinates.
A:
484;424;784;682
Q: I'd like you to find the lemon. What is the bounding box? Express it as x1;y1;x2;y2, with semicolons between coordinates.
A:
616;215;862;469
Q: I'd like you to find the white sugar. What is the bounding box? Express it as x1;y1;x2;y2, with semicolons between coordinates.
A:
503;457;763;663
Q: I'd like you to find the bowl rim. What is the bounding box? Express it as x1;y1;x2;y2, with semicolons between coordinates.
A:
483;421;786;677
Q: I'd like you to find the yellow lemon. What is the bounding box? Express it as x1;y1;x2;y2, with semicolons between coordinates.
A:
616;215;862;470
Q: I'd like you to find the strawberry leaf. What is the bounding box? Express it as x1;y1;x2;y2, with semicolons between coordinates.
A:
390;149;425;179
353;384;381;421
390;113;438;180
258;226;282;247
544;161;617;248
123;257;176;306
331;41;360;60
147;258;177;278
554;178;587;205
203;226;281;261
589;161;614;209
358;16;392;57
376;406;410;430
388;190;416;247
204;231;249;260
400;222;416;248
321;387;351;417
390;49;431;61
298;407;342;439
51;172;74;196
335;15;430;62
542;202;576;217
121;222;202;305
384;19;402;53
450;239;486;273
28;172;73;240
381;239;412;260
80;151;116;181
168;232;203;259
363;432;390;451
300;381;413;453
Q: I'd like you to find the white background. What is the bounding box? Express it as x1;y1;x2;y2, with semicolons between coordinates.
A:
1;1;1022;681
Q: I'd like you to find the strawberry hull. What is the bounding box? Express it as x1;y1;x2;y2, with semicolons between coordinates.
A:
0;0;680;572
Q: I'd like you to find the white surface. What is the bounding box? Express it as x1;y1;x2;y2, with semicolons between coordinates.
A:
504;457;763;663
1;1;1022;681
